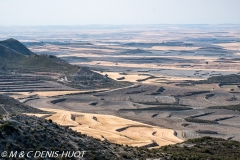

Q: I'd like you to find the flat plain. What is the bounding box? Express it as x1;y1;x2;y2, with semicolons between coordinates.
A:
1;24;240;147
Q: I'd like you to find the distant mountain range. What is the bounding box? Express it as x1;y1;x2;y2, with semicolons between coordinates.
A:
0;38;130;89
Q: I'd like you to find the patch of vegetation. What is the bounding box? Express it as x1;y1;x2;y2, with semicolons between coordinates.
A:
136;76;156;82
124;41;191;47
125;89;146;94
0;122;18;135
120;105;192;111
193;74;240;86
149;86;165;95
116;77;125;80
215;116;235;121
184;117;218;124
182;75;240;89
142;141;159;148
189;112;214;118
208;74;240;83
152;113;158;118
205;93;215;99
181;123;190;127
50;98;66;104
196;130;218;134
175;82;195;87
154;136;240;160
177;91;210;97
208;104;240;111
89;102;98;106
116;125;152;132
226;95;237;101
120;49;151;55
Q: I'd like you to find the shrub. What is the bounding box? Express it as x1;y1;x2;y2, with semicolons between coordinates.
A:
0;122;18;135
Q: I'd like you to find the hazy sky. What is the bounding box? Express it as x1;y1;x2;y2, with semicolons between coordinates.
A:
0;0;240;25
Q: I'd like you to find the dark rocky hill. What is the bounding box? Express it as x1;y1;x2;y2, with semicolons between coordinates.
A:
0;42;78;74
0;38;34;56
0;38;130;89
0;44;23;58
0;94;48;115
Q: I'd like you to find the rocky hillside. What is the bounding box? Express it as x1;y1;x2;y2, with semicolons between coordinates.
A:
0;94;48;114
0;38;34;56
0;38;131;89
2;115;240;160
1;95;240;160
0;39;78;74
1;115;147;160
68;66;130;89
158;136;240;160
0;95;240;160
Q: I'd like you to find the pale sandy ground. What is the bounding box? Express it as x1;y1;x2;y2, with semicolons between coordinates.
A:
29;45;115;53
58;53;103;58
0;90;107;98
95;71;203;83
74;61;161;69
72;47;115;53
75;60;240;72
0;91;83;98
30;108;183;148
58;53;218;61
144;76;204;84
30;90;107;97
25;113;51;118
214;42;240;51
96;71;150;82
151;46;200;51
146;82;240;93
77;61;159;69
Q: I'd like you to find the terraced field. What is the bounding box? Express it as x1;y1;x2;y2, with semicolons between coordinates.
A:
0;74;74;92
25;83;240;143
33;108;183;147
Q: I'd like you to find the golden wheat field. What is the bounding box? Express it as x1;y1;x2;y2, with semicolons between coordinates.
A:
32;108;183;148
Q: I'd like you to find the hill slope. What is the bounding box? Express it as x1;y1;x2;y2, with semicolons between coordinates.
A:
1;117;239;159
0;95;240;160
0;94;48;114
0;42;78;74
0;38;130;89
0;38;34;56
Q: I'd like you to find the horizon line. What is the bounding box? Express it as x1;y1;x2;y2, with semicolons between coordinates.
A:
1;24;240;27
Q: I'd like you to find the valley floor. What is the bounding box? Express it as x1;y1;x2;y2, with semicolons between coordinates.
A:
27;108;183;148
